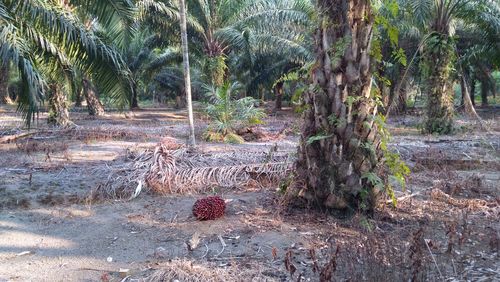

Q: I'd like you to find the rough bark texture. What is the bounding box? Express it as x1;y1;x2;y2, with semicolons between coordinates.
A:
294;0;381;213
0;65;13;104
424;35;454;134
274;81;284;111
47;84;70;126
83;79;105;116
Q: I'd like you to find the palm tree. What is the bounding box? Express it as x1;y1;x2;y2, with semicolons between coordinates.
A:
0;0;134;126
179;0;196;147
400;0;500;133
141;0;313;86
294;0;383;213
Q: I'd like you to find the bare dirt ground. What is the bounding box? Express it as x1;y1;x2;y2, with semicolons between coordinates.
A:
0;105;498;281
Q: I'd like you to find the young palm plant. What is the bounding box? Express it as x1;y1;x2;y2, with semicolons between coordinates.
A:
203;81;265;144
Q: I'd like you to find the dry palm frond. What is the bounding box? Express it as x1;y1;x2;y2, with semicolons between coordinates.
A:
91;142;296;200
145;259;277;282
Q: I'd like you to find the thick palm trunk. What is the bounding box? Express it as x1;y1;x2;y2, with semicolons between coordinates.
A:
47;84;70;126
175;90;187;109
179;0;196;147
0;65;13;104
75;89;83;107
388;68;407;115
424;36;454;134
82;79;105;116
480;82;488;106
295;0;381;213
130;81;139;109
274;81;284;111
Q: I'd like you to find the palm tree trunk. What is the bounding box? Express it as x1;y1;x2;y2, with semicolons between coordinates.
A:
130;81;139;109
424;35;454;134
387;67;407;115
82;79;105;116
274;81;284;111
294;0;381;213
175;89;187;109
470;79;476;106
480;82;488;106
460;76;466;108
75;89;83;107
0;65;13;104
461;75;489;132
179;0;196;147
47;84;70;126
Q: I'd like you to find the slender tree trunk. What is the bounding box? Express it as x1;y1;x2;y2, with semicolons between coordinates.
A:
424;35;454;134
294;0;381;213
47;84;70;126
260;87;265;106
492;80;497;99
480;82;488;106
274;81;284;111
82;79;105;116
0;65;13;104
470;79;476;106
179;0;196;147
460;77;466;108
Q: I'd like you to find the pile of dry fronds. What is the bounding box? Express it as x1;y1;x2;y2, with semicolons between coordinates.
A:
90;142;295;200
145;259;276;282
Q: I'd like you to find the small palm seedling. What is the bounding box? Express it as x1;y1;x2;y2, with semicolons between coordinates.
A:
203;81;265;144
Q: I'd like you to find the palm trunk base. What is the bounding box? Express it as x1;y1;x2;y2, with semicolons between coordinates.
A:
47;85;70;127
274;81;284;111
175;95;186;109
83;80;105;116
291;0;381;214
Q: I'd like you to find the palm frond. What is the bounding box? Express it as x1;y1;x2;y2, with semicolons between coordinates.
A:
93;144;296;198
0;23;45;126
70;0;136;50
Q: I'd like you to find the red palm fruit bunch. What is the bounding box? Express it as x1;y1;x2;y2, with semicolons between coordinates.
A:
192;196;226;220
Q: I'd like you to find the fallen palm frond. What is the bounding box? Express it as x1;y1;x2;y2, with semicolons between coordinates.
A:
145;259;277;282
90;142;296;200
1;126;149;144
